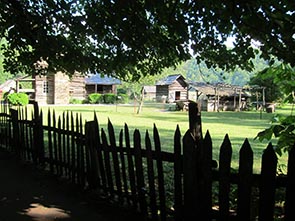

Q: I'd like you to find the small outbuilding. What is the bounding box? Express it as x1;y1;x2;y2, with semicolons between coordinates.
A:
156;74;188;103
143;86;156;101
85;74;121;96
188;82;251;111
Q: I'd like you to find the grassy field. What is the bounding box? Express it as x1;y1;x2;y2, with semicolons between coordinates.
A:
38;102;292;173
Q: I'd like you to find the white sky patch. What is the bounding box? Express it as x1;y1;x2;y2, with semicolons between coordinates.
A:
224;36;235;48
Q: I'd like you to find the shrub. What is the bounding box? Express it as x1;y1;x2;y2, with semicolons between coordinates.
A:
69;98;85;104
7;93;29;106
88;93;103;104
103;93;116;104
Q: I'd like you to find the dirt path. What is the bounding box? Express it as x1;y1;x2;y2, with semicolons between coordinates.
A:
0;149;141;221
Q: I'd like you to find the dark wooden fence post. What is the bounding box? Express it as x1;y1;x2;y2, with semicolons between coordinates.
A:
258;143;277;221
237;139;253;221
183;102;210;220
30;101;45;165
285;144;295;220
10;108;20;157
219;134;232;220
85;121;100;189
174;125;182;221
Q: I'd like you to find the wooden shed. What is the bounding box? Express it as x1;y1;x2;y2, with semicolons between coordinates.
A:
85;74;121;96
143;86;156;101
156;74;188;103
188;82;251;111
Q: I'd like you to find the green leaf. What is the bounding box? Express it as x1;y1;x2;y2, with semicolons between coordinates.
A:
255;127;273;141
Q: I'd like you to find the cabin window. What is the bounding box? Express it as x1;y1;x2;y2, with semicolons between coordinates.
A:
96;85;103;93
175;91;181;100
43;81;49;94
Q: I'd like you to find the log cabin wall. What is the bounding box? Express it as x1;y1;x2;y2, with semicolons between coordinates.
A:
53;72;70;104
69;74;86;100
35;73;55;105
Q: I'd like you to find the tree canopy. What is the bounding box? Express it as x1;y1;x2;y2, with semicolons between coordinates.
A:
1;1;295;81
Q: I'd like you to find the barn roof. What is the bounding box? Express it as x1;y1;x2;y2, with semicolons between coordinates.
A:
85;74;121;85
156;74;187;86
189;82;250;97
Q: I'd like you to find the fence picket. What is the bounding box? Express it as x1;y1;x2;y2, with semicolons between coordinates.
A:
154;124;167;221
52;110;59;175
219;134;232;220
174;125;182;221
108;119;122;199
134;129;148;216
145;130;158;220
258;143;277;221
94;117;107;192
65;111;70;177
101;128;114;198
183;129;197;220
70;112;76;183
201;130;212;220
237;139;253;221
118;129;129;200
85;121;100;189
124;124;137;208
47;109;54;173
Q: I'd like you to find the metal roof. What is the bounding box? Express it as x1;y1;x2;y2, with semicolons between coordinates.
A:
156;74;186;85
85;74;121;85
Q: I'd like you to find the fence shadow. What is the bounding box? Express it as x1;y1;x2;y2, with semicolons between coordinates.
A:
0;101;294;220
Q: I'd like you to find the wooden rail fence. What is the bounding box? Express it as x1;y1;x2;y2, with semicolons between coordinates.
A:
0;101;294;220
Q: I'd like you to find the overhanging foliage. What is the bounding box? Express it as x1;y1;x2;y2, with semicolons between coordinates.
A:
1;1;295;81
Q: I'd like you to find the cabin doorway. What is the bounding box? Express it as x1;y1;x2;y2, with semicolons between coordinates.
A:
175;91;181;100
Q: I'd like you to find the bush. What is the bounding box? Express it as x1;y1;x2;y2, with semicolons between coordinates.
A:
69;98;85;104
103;93;116;104
88;93;103;104
7;93;29;106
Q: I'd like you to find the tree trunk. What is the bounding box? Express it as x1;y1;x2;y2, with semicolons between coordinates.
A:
136;87;145;114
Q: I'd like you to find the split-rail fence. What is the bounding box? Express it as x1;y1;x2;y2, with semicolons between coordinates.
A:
0;101;294;220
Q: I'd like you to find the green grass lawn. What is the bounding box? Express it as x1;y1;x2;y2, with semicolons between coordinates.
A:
38;102;292;173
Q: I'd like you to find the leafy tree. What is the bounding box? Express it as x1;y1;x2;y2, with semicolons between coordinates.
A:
255;63;295;155
0;38;12;84
1;1;295;81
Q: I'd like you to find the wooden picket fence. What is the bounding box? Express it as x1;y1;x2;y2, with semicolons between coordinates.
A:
0;101;295;220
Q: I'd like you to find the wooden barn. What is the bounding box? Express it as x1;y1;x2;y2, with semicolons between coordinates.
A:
156;74;188;103
85;74;121;96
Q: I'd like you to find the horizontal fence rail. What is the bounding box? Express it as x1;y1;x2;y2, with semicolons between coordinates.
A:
0;101;294;220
